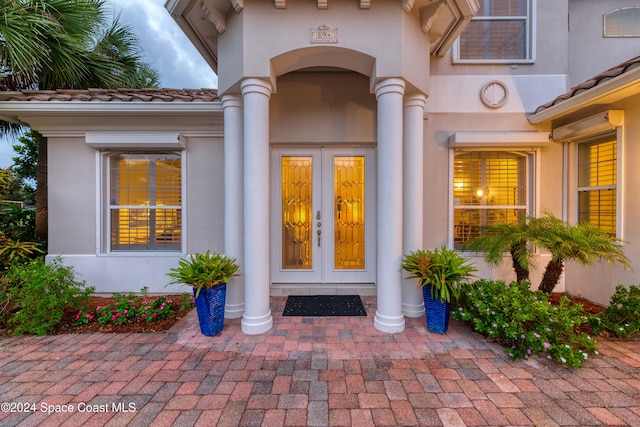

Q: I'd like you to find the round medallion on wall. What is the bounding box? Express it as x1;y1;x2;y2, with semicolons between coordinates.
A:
480;80;508;109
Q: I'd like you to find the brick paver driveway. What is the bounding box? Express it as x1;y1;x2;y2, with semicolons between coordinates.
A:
1;297;640;426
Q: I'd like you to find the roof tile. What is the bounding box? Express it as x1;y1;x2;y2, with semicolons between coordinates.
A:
535;56;640;113
0;88;219;103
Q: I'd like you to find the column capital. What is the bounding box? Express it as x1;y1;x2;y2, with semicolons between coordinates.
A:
374;78;406;99
221;93;243;109
241;78;273;98
404;93;427;109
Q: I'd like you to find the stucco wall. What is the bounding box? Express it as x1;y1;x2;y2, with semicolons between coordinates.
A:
42;119;225;294
8;102;224;294
430;0;569;78
46;135;224;295
48;137;98;254
568;0;640;87
217;0;430;94
564;98;640;305
270;71;376;144
185;136;225;253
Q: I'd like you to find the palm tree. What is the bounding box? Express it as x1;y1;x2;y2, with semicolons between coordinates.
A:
465;213;632;294
1;0;159;240
534;216;631;294
1;0;158;91
462;219;535;283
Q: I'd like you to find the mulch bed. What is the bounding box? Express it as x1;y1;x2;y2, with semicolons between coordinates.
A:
547;293;606;335
5;292;606;335
547;292;605;315
53;294;195;334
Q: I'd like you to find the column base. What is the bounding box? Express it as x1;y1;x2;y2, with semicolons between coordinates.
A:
225;302;245;319
402;302;425;318
241;311;273;335
374;311;405;333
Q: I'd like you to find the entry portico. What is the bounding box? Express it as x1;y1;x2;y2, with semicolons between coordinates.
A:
166;0;477;334
227;57;423;335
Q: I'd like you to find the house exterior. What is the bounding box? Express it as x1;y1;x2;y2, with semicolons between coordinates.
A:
0;0;638;335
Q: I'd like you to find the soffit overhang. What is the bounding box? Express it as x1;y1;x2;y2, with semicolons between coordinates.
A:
165;0;478;73
0;89;223;132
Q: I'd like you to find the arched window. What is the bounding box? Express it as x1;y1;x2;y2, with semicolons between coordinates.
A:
604;7;640;37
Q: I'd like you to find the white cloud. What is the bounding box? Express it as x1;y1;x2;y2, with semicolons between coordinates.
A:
107;0;218;89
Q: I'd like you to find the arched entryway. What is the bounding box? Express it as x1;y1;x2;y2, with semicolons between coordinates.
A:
268;67;377;294
223;45;426;335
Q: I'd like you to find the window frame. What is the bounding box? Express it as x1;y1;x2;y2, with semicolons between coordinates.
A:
449;148;536;250
452;0;536;64
570;130;622;238
102;151;185;254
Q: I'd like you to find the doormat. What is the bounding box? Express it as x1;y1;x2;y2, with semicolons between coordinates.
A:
283;295;367;316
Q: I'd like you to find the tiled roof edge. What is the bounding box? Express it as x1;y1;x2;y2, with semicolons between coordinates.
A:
0;88;219;102
534;56;640;114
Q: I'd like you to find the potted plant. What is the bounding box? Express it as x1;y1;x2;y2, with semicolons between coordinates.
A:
167;251;240;336
402;246;476;333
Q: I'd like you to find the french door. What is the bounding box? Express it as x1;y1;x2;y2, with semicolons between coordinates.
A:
270;147;376;284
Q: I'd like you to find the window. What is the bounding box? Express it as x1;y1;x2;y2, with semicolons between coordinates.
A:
108;153;182;251
577;135;617;234
604;7;640;37
455;0;534;63
453;151;528;249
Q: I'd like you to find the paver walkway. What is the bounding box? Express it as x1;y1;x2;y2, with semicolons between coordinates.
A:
1;296;640;426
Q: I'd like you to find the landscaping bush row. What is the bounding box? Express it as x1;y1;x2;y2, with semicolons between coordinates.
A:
451;279;640;368
0;257;193;336
453;279;596;368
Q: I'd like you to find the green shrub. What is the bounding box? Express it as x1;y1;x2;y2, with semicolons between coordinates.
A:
167;251;240;297
75;289;185;327
1;257;93;335
402;247;476;303
453;279;597;368
592;285;640;338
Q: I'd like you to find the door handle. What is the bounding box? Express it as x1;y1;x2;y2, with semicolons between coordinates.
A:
316;211;322;247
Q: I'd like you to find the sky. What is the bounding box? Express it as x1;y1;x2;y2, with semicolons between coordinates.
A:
107;0;217;89
0;0;218;168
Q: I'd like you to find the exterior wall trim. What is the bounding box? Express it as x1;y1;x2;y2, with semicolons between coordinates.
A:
528;68;640;123
552;110;624;142
449;132;550;148
86;132;186;149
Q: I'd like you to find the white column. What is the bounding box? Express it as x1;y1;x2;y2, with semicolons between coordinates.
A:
402;93;427;318
241;78;273;334
222;94;244;319
374;78;406;333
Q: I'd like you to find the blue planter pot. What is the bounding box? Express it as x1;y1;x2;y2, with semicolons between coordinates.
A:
422;285;451;334
193;283;226;336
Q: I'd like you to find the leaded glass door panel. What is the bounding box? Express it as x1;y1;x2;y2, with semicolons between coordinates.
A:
271;147;376;284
